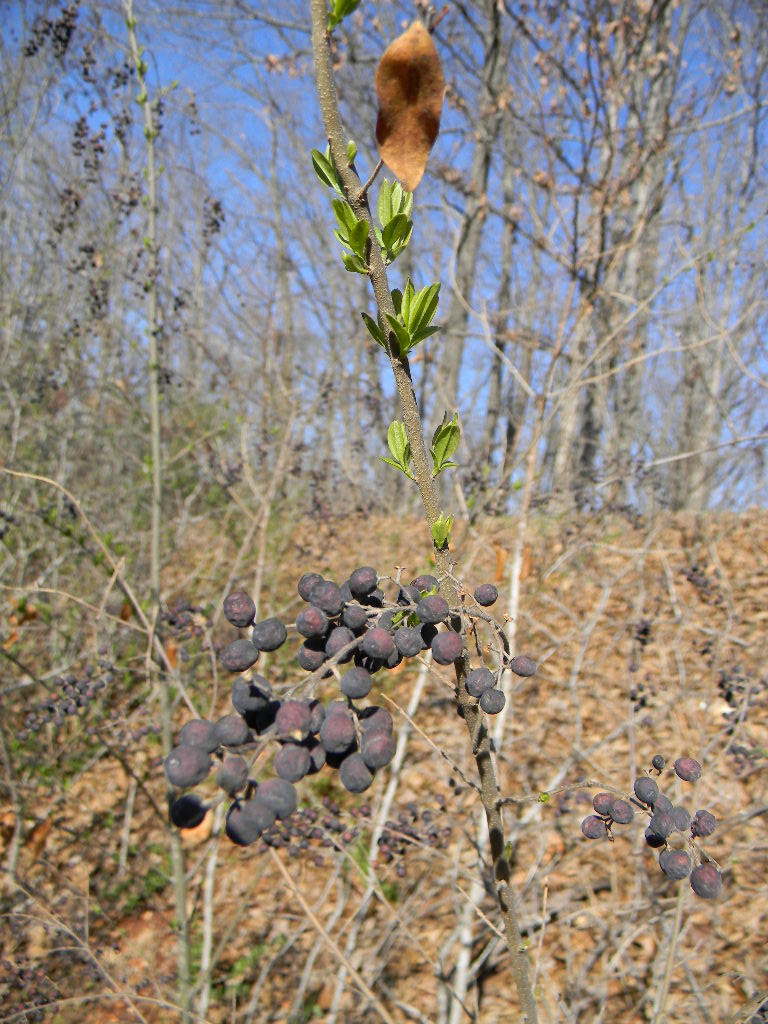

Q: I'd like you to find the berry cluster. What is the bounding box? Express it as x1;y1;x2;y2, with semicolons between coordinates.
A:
164;566;529;848
18;666;112;740
581;755;723;899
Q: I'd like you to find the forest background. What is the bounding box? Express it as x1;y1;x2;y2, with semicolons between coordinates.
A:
1;1;767;1022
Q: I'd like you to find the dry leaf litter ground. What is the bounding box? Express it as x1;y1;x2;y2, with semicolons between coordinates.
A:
1;509;766;1023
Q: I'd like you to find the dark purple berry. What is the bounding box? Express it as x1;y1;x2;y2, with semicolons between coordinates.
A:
178;719;219;753
474;583;498;607
325;625;356;659
348;566;378;599
359;706;393;734
214;714;250;748
432;630;463;665
171;794;208;829
251;617;287;651
275;700;312;741
659;849;692;880
342;604;369;633
274;743;311;782
651;754;665;772
416;594;449;624
298;572;323;601
361;728;396;769
691;809;717;838
361;626;396;660
164;745;212;788
509;655;536;677
671;806;692;832
690;863;722;899
592;792;614;816
319;713;356;754
394;626;424;657
216;754;249;795
257;778;298;819
398;584;422;606
325;698;350;718
339;752;374;793
465;667;494;697
340;666;373;699
633;776;659;806
609;799;634;825
297;639;327;672
309;580;345;616
223;590;255;628
305;737;326;773
411;574;438;593
479;688;506;714
226;798;276;845
295;605;329;639
420;622;438;646
231;677;271;715
674;757;702;782
581;815;606;839
220;638;259;673
652;793;673;814
644;826;666;849
649;810;675;839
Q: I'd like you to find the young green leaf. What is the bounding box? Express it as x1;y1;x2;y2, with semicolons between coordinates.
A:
387;420;410;463
431;413;460;475
381;420;414;479
431;512;454;548
328;0;361;30
378;179;394;226
384;314;412;356
381;213;410;250
361;312;386;348
342;252;368;274
311;148;343;194
407;282;440;333
348;219;369;258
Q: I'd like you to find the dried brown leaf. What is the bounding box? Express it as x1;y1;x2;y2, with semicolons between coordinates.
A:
375;21;445;191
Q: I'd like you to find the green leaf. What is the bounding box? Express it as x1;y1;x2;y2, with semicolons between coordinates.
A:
391;288;403;317
348;218;369;258
332;198;358;234
361;312;386;348
381;421;414;479
431;413;460;476
410;325;441;346
538;792;551;804
384;314;412;356
378;179;393;226
431;513;454;549
380;456;415;480
388;222;412;256
328;0;361;29
342;252;368;274
347;139;357;163
407;283;440;333
381;213;410;249
311;148;342;193
401;279;415;327
387;420;409;464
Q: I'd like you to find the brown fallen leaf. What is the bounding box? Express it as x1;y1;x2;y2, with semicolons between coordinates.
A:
375;20;445;191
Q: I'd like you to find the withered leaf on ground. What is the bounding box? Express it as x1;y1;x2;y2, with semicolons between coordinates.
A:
375;21;445;191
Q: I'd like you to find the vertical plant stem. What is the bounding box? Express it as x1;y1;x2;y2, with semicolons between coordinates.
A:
123;3;191;1018
309;5;537;1020
652;883;686;1024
